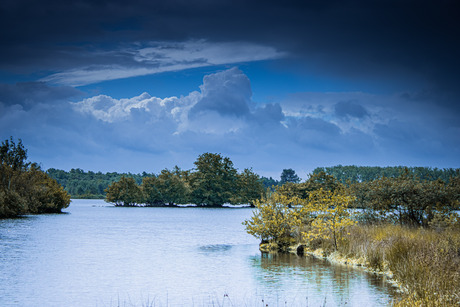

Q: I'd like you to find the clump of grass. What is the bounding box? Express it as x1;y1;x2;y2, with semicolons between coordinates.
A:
331;224;460;306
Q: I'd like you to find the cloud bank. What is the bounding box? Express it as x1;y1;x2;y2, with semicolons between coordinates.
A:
2;68;458;177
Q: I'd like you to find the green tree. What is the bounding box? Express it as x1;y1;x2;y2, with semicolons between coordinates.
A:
190;153;238;206
233;168;264;205
105;176;142;206
1;137;70;217
277;171;342;199
243;192;302;250
280;168;300;185
350;171;460;227
141;176;163;206
301;189;356;251
155;167;190;205
260;176;280;189
22;164;71;213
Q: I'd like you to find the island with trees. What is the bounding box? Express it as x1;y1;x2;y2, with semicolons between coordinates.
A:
104;153;266;207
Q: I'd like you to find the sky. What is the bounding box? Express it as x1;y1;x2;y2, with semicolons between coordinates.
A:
1;0;459;179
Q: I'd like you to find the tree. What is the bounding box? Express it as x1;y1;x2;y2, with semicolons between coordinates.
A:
190;153;238;206
155;167;190;205
301;189;356;251
141;176;163;206
233;168;264;205
0;137;29;171
105;176;142;206
280;168;300;185
22;164;71;213
243;192;302;250
277;171;343;199
260;176;280;189
349;171;460;227
1;137;70;217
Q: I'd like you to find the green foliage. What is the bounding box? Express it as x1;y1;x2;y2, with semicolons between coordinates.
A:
243;193;302;249
244;189;355;251
350;171;460;227
313;165;459;184
105;153;265;207
279;168;300;185
141;176;163;206
47;168;153;199
0;137;29;171
190;153;238;206
276;171;343;199
155;167;190;205
301;189;356;251
260;176;280;190
0;137;70;217
233;168;264;205
105;176;142;206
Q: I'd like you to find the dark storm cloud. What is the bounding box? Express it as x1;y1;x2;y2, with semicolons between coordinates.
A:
1;0;459;95
0;82;82;109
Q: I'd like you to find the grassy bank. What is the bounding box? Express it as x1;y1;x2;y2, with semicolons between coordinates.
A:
290;224;460;306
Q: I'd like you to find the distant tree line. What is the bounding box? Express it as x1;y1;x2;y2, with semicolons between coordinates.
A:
105;153;265;207
0;137;70;218
46;168;153;199
313;165;459;184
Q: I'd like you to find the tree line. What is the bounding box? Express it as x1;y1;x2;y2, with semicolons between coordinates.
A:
46;163;302;199
46;168;154;199
313;165;459;184
0;137;70;218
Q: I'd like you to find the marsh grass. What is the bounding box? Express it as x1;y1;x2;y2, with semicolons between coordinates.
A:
321;224;460;306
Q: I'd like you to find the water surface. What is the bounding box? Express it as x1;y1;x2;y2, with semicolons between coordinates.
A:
0;199;397;306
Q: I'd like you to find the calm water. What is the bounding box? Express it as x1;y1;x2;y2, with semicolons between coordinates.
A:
0;199;397;306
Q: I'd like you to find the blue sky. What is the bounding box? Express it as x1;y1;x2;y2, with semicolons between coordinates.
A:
1;0;459;179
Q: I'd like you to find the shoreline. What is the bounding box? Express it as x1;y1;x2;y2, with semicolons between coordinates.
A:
260;242;403;292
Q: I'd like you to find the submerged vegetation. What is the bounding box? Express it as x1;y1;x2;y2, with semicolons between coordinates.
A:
0;137;70;218
244;171;460;306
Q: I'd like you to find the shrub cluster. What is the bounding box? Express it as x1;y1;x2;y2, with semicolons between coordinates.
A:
0;138;70;218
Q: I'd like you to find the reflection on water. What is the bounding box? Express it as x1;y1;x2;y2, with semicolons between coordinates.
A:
249;252;398;306
0;199;398;306
199;244;233;253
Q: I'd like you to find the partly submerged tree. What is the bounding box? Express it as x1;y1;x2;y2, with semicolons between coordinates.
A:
243;192;302;250
105;176;142;206
243;188;356;251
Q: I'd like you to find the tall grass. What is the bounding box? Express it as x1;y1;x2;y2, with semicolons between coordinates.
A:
324;224;460;306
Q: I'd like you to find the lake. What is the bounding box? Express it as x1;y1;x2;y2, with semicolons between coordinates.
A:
0;199;398;306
